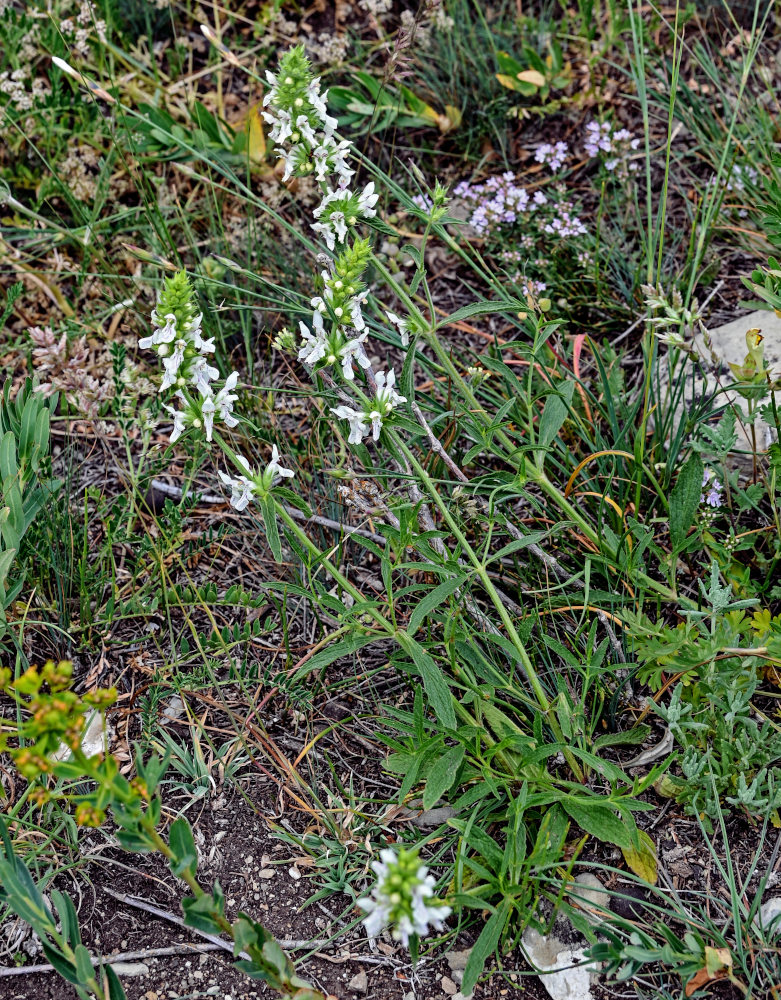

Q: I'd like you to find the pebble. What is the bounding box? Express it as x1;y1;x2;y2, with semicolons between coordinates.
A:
445;949;471;972
347;969;368;993
568;873;610;925
110;962;149;977
441;975;457;995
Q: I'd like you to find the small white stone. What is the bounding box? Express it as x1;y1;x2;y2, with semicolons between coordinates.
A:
759;897;781;935
347;969;368;994
568;873;610;925
110;962;150;977
445;948;471;972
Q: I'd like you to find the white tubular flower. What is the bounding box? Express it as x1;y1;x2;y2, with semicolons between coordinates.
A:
218;455;257;512
329;211;348;245
332;141;354;186
214;372;240;427
311;220;337;252
312;184;379;250
294;114;318;145
375;367;406;410
310;295;328;320
338;333;371;380
311;141;333;182
348;289;369;332
140;311;178;350
201;393;216;442
357;848;451;948
263;69;278;102
160;339;187;391
264;444;295;485
163;401;188;444
298;321;328;367
190;356;220;396
367;368;406;440
331;405;369;444
307;80;337;131
386;310;410;347
358;181;379;217
277;143;306;182
262;108;294;144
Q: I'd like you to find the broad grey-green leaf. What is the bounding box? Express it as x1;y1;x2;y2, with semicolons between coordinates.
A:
462;898;510;995
400;636;456;730
670;452;704;551
423;745;465;810
407;574;466;636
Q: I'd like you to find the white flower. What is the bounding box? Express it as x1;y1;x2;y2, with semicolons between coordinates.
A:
139;311;177;350
375;367;405;410
357;848;451;948
218;456;257;512
311;220;337;251
331;140;354;185
263;69;278;103
295;114;318;145
214;372;240;426
348;289;369;332
200;373;240;441
262;108;293;144
386;310;409;347
201;393;216;441
162;400;188;444
358;181;379;217
338;333;371;380
329;210;348;244
331;404;368;444
307;79;338;131
279;143;308;182
160;339;187;391
265;444;295;484
298;321;328;367
311;140;333;182
190;356;220;396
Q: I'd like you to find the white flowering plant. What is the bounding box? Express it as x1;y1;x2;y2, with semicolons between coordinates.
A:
122;45;707;989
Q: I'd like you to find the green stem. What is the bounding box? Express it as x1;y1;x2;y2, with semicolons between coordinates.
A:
392;431;584;781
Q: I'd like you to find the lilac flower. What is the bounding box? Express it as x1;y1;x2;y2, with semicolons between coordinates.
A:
584;120;640;177
701;469;723;508
534;141;568;172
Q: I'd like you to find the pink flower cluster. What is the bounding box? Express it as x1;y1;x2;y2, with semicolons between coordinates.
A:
534;141;569;172
452;172;587;241
584;120;640;174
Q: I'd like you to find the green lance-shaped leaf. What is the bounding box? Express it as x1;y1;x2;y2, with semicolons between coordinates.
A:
670;452;704;551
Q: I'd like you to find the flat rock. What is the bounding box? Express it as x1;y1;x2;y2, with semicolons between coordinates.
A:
53;711;110;761
758;897;781;935
522;928;597;1000
661;309;781;465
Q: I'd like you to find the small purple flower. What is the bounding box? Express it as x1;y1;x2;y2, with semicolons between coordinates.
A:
534;141;568;172
701;469;723;508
